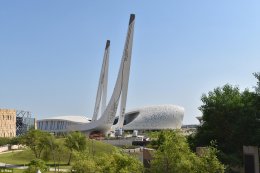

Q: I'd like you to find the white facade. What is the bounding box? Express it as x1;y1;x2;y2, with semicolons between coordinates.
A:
37;116;91;133
122;105;184;130
38;105;184;132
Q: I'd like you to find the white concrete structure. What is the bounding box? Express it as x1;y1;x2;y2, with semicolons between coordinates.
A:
37;116;91;133
37;104;184;133
68;14;135;134
37;14;185;135
121;105;184;130
92;40;110;121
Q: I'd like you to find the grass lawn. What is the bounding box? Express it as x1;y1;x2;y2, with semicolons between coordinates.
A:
0;150;34;165
12;170;24;173
0;139;116;165
86;139;116;156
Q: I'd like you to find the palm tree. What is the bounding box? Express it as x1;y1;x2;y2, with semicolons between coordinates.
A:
64;131;87;165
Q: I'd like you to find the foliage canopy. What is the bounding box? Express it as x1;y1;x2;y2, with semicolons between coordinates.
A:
150;130;225;173
190;74;260;168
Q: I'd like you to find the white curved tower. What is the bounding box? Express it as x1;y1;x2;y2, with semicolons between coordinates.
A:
70;14;135;134
114;14;135;129
92;40;110;121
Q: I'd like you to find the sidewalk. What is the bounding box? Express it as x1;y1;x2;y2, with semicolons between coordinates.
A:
0;162;27;169
0;162;69;172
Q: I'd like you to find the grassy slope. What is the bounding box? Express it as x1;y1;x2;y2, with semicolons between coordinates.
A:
0;139;115;165
0;150;34;165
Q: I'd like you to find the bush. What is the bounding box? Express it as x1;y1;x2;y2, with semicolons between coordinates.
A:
24;159;48;173
0;137;11;146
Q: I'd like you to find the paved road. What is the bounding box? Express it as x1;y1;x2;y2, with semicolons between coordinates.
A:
0;162;69;172
0;162;27;169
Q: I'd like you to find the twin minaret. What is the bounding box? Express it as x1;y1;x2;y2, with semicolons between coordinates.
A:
92;40;110;121
91;14;135;130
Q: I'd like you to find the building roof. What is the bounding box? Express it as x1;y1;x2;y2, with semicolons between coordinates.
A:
39;115;91;123
125;104;184;113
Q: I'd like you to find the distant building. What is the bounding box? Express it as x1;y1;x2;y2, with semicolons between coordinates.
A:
0;109;36;137
37;116;91;135
16;110;36;136
0;109;16;137
181;124;199;136
196;116;203;125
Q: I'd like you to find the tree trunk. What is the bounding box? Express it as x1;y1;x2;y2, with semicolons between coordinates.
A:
51;147;56;173
68;151;72;165
38;146;44;159
58;156;61;172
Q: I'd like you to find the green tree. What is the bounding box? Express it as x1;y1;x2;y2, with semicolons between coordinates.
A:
150;130;224;173
23;159;48;173
53;140;67;171
0;137;10;146
44;134;61;172
72;149;143;173
64;131;87;165
97;151;143;173
71;152;100;173
192;83;260;168
148;131;166;150
198;142;226;173
20;130;51;158
10;136;21;145
253;72;260;94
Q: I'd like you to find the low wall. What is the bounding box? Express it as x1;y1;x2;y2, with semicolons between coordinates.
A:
10;145;19;150
0;146;9;153
0;145;24;153
103;138;134;146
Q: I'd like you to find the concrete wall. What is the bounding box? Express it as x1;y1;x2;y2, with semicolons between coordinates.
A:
103;138;134;146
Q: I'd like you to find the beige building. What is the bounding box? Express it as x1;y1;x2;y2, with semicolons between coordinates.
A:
0;109;16;137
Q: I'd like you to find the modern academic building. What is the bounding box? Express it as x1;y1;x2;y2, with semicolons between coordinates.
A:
0;109;36;137
37;14;185;136
37;105;184;134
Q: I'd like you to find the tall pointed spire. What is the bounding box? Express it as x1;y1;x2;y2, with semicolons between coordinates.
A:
116;14;135;128
93;14;135;126
92;40;110;121
100;14;135;127
70;14;135;134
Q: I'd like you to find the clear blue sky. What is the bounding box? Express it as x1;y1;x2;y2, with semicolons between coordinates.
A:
0;1;259;124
